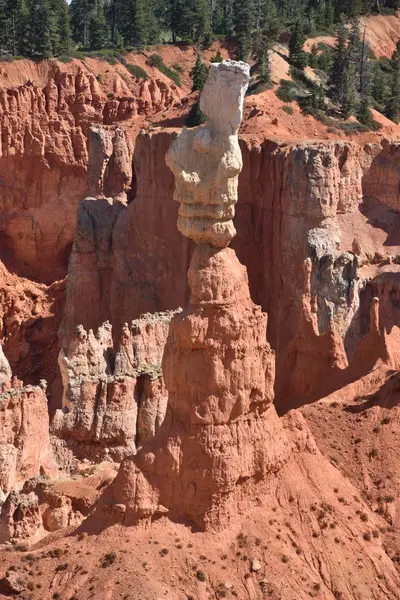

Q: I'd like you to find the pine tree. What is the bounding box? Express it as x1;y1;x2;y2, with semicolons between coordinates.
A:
210;49;223;63
372;63;386;107
330;19;348;104
190;54;208;91
0;1;7;54
342;60;357;116
309;43;318;68
173;0;211;44
289;20;307;69
1;0;28;55
213;0;233;36
116;0;159;48
325;0;334;31
258;46;271;83
347;0;361;17
25;0;54;57
186;100;207;126
50;0;71;55
386;42;400;122
89;5;109;49
347;18;362;90
69;0;94;47
234;0;255;60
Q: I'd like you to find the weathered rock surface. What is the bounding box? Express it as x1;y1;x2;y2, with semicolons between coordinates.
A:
166;61;249;247
0;59;181;283
53;312;177;461
0;366;57;496
0;260;65;389
61;130;400;414
102;244;276;529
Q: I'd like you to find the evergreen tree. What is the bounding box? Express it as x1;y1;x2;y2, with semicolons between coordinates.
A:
69;0;94;47
347;18;362;89
186;100;207;126
213;0;233;36
233;0;255;60
116;0;159;47
325;0;334;31
309;43;318;68
190;54;208;91
289;20;307;69
342;60;357;115
386;41;400;122
50;0;71;55
330;19;348;103
347;0;361;17
372;63;387;106
0;0;28;55
25;0;54;57
173;0;210;44
210;49;223;63
89;5;109;49
357;87;373;125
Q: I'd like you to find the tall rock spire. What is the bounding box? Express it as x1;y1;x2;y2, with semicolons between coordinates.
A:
101;61;278;530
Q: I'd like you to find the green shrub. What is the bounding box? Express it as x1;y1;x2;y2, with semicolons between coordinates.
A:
126;64;148;79
57;55;73;63
147;54;181;86
172;63;184;73
276;79;307;103
281;105;294;115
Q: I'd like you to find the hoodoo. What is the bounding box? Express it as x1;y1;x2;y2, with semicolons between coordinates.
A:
100;61;280;529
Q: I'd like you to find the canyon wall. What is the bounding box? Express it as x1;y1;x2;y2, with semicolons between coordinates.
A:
0;59;183;284
61;131;400;413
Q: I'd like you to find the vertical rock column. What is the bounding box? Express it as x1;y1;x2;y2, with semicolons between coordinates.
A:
103;61;278;530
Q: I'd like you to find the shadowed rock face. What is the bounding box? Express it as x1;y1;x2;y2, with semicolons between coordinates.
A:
0;350;57;499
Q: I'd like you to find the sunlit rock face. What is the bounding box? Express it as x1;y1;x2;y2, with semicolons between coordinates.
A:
166;60;250;248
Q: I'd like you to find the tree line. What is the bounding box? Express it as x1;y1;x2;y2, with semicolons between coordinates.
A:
0;0;399;125
284;16;400;125
1;0;399;59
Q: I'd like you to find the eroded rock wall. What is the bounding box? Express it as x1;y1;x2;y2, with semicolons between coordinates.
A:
0;61;181;283
53;311;178;461
61;130;400;412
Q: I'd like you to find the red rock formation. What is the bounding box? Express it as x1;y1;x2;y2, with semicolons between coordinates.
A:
0;261;65;388
60;131;400;414
100;244;276;529
0;375;57;496
53;312;176;461
0;58;182;283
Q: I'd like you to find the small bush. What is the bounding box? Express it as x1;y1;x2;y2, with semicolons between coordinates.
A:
196;570;206;581
363;532;372;541
282;106;294;115
147;54;181;86
101;552;117;567
96;74;103;83
126;64;148;79
172;63;184;73
57;55;73;63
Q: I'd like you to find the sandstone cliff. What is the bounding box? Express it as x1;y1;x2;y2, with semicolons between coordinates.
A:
53;311;177;462
60;131;400;415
